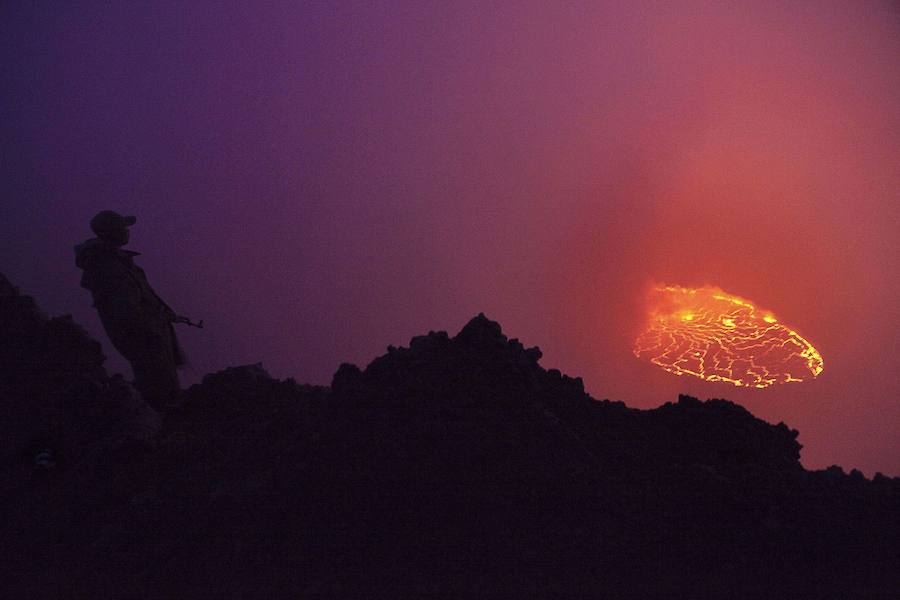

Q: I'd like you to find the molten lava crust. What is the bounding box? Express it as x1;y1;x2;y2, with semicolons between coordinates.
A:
634;285;823;388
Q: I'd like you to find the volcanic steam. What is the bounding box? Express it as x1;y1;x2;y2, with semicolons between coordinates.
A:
634;285;823;388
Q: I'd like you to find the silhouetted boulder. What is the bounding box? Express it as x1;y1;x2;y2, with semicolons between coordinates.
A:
330;361;362;393
1;275;897;597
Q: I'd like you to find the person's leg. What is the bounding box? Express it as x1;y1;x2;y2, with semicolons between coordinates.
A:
129;329;181;412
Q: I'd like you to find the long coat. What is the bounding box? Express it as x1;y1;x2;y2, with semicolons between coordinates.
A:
75;238;185;367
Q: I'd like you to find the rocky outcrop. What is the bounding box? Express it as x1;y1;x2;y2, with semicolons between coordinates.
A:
0;273;158;475
1;274;897;597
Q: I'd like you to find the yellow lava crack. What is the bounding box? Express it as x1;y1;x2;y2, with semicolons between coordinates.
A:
633;285;824;388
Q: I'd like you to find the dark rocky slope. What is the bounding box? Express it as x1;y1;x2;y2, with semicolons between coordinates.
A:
2;272;897;597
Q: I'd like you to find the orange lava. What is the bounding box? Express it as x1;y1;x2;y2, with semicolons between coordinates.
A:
633;285;824;388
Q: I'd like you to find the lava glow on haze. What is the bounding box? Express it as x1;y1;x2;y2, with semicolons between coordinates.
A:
634;285;824;388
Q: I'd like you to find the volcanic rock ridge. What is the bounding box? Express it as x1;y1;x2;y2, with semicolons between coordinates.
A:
1;272;897;597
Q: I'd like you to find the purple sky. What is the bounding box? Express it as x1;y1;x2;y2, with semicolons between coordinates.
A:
2;2;898;476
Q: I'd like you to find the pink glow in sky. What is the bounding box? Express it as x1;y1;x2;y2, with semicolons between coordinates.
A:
2;2;898;475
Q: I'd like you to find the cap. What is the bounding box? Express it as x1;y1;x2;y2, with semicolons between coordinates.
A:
90;210;137;235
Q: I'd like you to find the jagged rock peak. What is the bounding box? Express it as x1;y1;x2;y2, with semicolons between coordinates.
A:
201;362;273;386
331;362;363;392
451;313;543;363
674;393;751;416
0;271;19;297
346;313;545;386
454;312;507;349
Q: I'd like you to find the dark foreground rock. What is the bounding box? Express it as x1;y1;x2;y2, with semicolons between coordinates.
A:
1;274;898;598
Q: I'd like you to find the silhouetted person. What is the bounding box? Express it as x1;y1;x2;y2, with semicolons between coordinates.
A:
75;210;185;412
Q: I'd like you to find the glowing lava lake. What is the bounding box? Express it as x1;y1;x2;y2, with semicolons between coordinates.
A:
634;286;824;388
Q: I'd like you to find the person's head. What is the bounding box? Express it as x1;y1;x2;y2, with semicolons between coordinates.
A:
90;210;136;246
